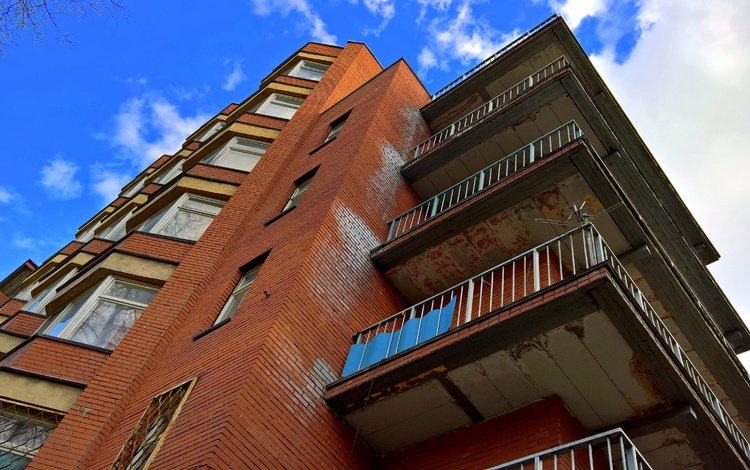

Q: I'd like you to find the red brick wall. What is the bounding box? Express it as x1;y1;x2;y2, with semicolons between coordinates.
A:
59;241;84;256
0;299;26;317
81;239;114;255
186;163;246;186
114;232;193;265
382;395;587;469
302;43;341;57
1;336;109;385
234;111;287;130
0;311;45;337
31;41;409;470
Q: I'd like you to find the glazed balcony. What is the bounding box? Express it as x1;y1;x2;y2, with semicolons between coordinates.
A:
490;428;652;470
328;225;750;466
389;121;582;241
415;56;569;162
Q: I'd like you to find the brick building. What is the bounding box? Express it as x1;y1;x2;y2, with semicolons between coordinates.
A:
1;15;749;469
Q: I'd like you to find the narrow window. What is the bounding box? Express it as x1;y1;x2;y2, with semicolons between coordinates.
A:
155;160;183;185
201;137;268;172
140;194;224;242
122;178;145;198
197;122;224;143
214;263;263;325
101;210;134;241
286;60;329;81
112;379;195;470
324;112;349;144
0;401;60;468
281;171;316;213
23;269;78;314
252;93;303;120
41;276;158;350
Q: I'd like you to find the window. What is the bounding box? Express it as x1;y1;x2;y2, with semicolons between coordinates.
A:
112;379;194;470
100;210;134;242
140;194;224;242
197;122;224;143
281;172;315;213
286;60;329;81
214;263;262;325
324;113;349;144
23;269;78;314
14;282;37;302
155;160;183;185
0;403;59;469
123;179;145;198
252;93;303;120
201;137;268;172
41;277;158;350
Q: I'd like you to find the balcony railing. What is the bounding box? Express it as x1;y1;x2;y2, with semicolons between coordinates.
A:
343;224;750;462
431;14;560;100
388;121;583;241
414;56;569;161
488;428;652;470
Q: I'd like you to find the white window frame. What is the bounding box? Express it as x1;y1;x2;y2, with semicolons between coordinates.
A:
214;264;262;325
197;122;225;143
122;178;145;198
41;276;157;348
201;137;268;172
140;193;224;241
286;60;329;81
23;269;78;314
252;93;303;120
155;160;184;185
14;282;38;302
100;211;133;241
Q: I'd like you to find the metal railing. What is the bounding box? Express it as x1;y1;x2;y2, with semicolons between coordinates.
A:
351;224;750;462
414;56;569;160
431;15;560;100
388;121;583;240
488;428;652;470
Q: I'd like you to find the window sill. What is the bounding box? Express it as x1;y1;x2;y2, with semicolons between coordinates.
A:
264;206;296;226
309;136;336;155
193;318;231;340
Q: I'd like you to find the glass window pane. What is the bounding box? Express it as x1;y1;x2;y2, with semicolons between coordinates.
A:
157;210;214;241
141;206;169;233
68;300;144;349
181;198;223;215
105;281;157;305
44;289;91;337
289;60;329;81
220;152;260;172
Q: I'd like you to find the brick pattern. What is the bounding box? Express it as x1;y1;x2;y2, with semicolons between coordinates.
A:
59;241;85;256
275;75;317;89
111;197;129;208
142;183;162;195
0;299;26;317
382;395;587;469
221;103;239;115
301;43;341;57
185;164;246;186
82;239;115;255
0;291;8;307
115;233;192;265
234;112;287;131
0;336;108;385
0;311;45;337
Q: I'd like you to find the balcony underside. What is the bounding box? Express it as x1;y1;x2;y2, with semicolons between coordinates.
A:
325;269;747;467
423;23;575;131
403;69;612;197
375;143;631;301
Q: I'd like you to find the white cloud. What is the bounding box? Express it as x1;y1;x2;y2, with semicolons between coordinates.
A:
585;0;750;366
90;164;133;202
549;0;610;29
40;158;82;199
360;0;396;36
222;59;247;91
111;94;210;168
416;0;519;76
250;0;337;44
0;186;13;203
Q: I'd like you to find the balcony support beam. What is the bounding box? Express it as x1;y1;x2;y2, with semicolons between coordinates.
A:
436;374;484;423
618;244;652;266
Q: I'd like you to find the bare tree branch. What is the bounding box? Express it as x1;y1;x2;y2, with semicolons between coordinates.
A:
0;0;123;54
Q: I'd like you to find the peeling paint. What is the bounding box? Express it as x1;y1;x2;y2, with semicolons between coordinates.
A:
626;357;670;415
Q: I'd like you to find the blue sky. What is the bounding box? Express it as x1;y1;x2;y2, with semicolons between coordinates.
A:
2;0;750;364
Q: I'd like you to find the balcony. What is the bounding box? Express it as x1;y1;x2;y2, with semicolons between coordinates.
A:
415;56;569;162
389;121;583;241
328;225;750;466
489;428;652;470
